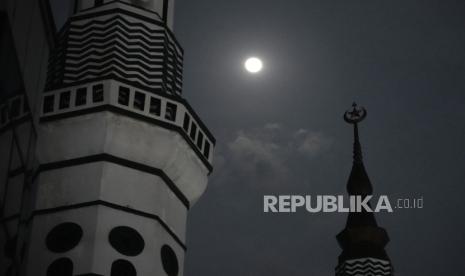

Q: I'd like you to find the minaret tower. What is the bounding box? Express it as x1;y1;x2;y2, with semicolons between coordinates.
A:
336;103;393;276
23;1;214;275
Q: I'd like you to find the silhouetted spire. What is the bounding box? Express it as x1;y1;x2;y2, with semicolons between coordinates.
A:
336;103;392;275
343;103;373;197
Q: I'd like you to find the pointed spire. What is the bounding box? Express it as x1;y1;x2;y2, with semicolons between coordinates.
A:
336;103;392;271
343;102;366;165
343;103;372;196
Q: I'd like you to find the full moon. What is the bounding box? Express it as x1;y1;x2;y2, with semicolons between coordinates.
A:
245;57;263;73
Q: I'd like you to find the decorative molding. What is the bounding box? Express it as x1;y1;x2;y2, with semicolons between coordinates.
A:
38;153;191;208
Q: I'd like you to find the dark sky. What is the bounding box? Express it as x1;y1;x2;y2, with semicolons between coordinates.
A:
52;1;465;275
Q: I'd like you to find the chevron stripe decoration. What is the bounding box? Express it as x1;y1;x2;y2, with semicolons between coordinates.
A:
336;258;392;276
46;4;183;97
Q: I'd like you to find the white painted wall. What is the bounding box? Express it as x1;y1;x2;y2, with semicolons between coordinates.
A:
37;112;209;206
35;162;189;240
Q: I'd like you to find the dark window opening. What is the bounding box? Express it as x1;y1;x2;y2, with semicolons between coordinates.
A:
197;132;204;149
165;102;177;121
118;87;130;106
133;92;145;111
75;88;87;106
161;245;179;276
182;114;190;132
92;84;104;103
47;258;73;276
109;226;145;256
95;0;104;7
43;95;55;113
189;123;197;140
149;97;161;116
59;91;71;110
203;141;211;159
111;259;136;276
9;98;21;119
46;222;83;253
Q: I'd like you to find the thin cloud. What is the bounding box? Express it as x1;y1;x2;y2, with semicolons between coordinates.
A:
223;124;333;186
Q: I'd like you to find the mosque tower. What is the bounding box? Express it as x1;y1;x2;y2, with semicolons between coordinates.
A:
2;0;215;275
336;103;392;276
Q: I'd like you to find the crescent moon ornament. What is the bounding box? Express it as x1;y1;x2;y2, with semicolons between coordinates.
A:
344;102;367;124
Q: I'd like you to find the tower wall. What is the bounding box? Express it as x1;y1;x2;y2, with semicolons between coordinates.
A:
0;1;214;276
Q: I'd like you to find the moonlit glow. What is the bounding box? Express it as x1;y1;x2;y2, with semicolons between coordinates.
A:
245;57;263;73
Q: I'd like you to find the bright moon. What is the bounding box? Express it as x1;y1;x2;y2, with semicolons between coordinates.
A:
245;57;263;73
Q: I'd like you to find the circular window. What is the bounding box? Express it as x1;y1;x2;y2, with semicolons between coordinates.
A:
111;259;136;276
46;222;83;253
109;226;144;256
47;258;73;276
161;245;179;276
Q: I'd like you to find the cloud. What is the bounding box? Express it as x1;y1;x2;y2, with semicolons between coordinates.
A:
228;130;286;177
220;124;333;186
264;123;281;130
294;129;333;157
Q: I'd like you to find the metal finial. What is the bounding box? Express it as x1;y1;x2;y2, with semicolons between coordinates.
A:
344;102;367;124
343;102;367;164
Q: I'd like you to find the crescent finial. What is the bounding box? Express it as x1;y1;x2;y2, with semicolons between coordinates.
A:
344;102;367;124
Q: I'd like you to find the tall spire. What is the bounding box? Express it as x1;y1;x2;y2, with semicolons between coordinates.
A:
343;103;372;197
335;103;393;276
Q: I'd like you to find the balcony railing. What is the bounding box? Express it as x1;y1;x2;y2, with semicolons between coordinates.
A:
40;80;214;167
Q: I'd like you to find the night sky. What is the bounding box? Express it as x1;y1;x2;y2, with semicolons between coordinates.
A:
51;1;465;275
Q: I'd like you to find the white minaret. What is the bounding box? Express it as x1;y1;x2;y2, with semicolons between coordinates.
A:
24;1;214;275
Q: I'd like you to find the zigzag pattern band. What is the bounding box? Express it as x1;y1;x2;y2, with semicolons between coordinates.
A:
336;258;392;276
46;13;183;96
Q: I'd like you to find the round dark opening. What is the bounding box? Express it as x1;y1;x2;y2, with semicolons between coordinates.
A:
111;259;136;276
47;258;73;276
109;226;145;256
161;245;179;276
46;222;83;253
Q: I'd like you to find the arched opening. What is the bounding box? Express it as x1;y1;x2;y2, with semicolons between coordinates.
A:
111;259;136;276
47;258;73;276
